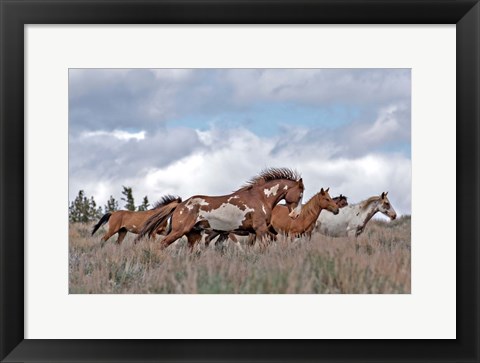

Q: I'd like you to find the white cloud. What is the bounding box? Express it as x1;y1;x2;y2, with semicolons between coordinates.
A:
69;69;411;134
81;129;146;141
361;105;400;141
77;127;411;216
151;69;194;81
224;69;411;107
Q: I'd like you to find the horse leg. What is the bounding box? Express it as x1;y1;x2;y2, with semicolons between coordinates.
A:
214;232;228;246
157;210;198;250
100;217;121;243
205;230;220;247
246;233;256;246
155;226;166;236
268;224;278;236
253;223;271;248
186;230;203;252
346;227;358;238
116;228;128;244
267;230;278;241
101;226;118;242
228;233;244;252
158;230;185;250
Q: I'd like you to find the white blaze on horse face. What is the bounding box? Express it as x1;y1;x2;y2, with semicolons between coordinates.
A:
262;204;266;215
198;203;254;231
185;198;209;210
264;184;279;197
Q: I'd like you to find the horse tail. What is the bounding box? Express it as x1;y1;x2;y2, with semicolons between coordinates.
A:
91;212;112;236
136;200;180;241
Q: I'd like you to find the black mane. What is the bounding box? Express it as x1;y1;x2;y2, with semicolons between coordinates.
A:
151;195;182;210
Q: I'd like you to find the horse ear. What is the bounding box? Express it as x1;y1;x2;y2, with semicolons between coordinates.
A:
320;187;324;194
381;192;385;199
326;187;330;193
385;191;389;196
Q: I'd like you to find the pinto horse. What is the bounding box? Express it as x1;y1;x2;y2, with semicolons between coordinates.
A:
137;168;304;250
270;188;339;238
316;192;397;237
91;195;182;244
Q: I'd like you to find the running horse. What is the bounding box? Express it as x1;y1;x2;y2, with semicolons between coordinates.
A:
137;168;304;250
316;192;397;237
270;188;340;238
91;195;182;244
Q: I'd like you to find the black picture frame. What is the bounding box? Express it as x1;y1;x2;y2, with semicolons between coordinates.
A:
1;1;479;362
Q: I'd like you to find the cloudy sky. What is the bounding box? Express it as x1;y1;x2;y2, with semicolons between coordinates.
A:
69;69;411;216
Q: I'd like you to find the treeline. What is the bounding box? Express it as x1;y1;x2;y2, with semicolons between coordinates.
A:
69;186;150;223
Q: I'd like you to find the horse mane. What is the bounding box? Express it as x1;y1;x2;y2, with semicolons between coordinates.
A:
333;195;347;202
238;167;301;191
360;195;381;210
300;193;323;220
151;195;182;210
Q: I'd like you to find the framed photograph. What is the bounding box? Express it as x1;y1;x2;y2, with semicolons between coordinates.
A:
1;0;478;362
68;67;411;295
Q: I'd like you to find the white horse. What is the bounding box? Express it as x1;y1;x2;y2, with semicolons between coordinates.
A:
315;192;397;237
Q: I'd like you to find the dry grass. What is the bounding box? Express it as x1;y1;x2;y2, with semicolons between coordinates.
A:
69;216;411;294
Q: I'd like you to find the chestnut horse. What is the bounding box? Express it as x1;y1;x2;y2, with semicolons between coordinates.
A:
205;193;349;246
270;188;339;237
91;195;182;244
316;192;397;237
137;168;304;250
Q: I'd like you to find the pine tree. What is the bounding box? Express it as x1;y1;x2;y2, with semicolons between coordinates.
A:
137;196;150;211
69;190;102;223
90;197;103;219
121;186;135;211
104;195;119;213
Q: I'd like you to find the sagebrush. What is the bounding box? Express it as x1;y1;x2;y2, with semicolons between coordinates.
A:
69;216;411;294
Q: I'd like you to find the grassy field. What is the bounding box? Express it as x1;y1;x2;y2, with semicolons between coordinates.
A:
69;216;411;294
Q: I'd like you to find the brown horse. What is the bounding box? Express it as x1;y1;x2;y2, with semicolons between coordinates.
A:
270;187;339;238
137;168;304;250
91;195;182;244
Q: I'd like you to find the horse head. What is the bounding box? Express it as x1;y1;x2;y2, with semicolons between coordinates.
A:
378;192;397;220
333;194;349;208
319;187;340;215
